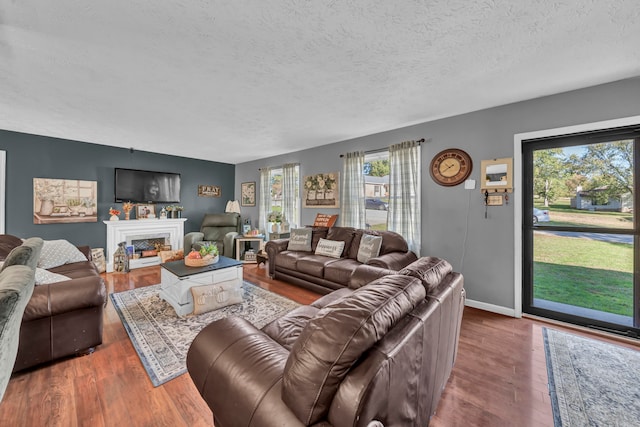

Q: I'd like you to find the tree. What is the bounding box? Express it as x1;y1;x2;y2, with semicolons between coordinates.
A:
579;141;633;201
365;160;389;177
533;148;566;207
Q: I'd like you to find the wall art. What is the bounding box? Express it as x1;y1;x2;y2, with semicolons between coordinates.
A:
241;181;256;206
303;172;339;208
198;185;221;197
33;178;98;224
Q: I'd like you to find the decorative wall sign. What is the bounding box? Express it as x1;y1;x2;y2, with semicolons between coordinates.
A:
33;178;98;224
303;172;339;208
241;182;256;206
198;185;221;198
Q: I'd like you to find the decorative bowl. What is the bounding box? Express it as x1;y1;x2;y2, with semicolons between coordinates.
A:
185;254;219;267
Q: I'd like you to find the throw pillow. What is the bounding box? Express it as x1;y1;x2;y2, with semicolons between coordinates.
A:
314;238;345;259
190;280;243;315
34;268;71;286
38;240;88;270
357;234;383;264
287;228;312;252
0;238;44;271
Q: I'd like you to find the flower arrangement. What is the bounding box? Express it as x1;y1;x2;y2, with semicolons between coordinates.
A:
305;173;337;191
268;211;282;223
109;207;121;216
122;201;134;220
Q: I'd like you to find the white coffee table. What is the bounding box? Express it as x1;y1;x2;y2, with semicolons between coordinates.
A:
159;256;243;316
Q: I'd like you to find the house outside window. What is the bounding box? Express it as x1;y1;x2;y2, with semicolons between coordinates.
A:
363;152;389;230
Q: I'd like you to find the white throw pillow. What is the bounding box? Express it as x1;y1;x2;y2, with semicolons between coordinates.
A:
287;228;312;252
35;268;71;285
38;239;88;269
314;238;345;259
0;261;69;285
357;235;383;264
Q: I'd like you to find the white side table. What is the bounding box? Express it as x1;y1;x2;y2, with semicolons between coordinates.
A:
235;236;264;263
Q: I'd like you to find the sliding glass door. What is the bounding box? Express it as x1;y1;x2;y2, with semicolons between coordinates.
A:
523;126;640;337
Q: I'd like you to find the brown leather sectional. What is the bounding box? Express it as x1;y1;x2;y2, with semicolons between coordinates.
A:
265;226;418;294
0;235;107;372
187;256;465;426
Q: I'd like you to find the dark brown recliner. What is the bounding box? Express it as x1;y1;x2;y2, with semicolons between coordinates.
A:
184;213;241;258
187;257;465;427
0;235;107;372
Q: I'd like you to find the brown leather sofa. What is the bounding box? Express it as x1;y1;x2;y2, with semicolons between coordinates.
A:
265;226;418;294
187;256;465;427
0;235;107;372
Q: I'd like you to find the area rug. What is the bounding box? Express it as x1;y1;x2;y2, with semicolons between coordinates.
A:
110;281;300;387
543;327;640;426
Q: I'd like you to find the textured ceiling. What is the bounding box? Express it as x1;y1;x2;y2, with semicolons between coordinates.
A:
1;1;639;164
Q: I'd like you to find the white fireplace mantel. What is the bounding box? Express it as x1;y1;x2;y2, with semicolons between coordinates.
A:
103;218;186;272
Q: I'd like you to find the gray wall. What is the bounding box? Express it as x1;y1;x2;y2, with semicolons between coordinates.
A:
235;77;640;310
0;130;235;250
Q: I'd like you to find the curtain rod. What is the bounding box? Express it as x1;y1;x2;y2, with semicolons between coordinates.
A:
339;138;425;158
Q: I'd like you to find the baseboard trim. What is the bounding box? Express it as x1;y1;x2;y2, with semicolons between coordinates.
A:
465;298;517;317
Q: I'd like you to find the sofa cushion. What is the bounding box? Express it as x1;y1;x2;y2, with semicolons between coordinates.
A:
357;234;383;263
0;238;44;271
399;256;453;293
310;227;329;251
0;234;24;260
287;228;312;252
282;274;426;425
274;251;308;271
326;227;355;257
261;305;321;351
297;255;340;277
38;239;88;270
378;230;409;255
314;238;345;259
324;258;361;284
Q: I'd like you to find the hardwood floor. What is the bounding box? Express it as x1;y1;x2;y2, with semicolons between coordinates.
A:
1;263;638;426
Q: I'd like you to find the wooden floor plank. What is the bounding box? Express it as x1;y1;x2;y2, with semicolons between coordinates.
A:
1;263;638;426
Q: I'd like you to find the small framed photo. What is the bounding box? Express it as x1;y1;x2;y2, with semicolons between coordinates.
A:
136;204;156;219
241;182;256;206
242;224;252;235
125;245;135;258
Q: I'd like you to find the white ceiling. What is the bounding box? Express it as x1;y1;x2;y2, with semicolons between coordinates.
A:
1;1;639;164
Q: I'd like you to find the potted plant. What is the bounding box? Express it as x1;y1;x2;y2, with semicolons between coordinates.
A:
67;198;83;215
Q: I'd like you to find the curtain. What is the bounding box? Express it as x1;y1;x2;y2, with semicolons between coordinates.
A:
340;151;366;228
282;163;299;228
388;141;421;255
259;167;271;234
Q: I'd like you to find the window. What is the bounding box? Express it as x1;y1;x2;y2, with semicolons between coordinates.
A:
267;165;300;228
363;151;389;230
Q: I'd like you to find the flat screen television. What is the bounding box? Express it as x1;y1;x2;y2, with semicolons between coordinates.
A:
114;168;181;203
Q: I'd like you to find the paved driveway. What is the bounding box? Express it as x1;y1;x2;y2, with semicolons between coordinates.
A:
535;230;633;244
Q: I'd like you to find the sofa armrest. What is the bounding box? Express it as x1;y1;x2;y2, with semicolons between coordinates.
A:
349;265;397;289
223;231;239;258
366;251;418;271
77;245;92;261
265;239;290;277
187;317;304;426
184;232;204;252
23;276;106;321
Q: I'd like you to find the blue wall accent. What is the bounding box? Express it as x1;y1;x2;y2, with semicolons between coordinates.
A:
0;130;235;250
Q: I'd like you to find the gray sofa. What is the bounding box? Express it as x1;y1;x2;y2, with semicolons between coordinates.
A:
265;226;418;294
0;237;42;402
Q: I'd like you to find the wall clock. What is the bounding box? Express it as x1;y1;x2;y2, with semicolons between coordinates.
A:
429;148;473;187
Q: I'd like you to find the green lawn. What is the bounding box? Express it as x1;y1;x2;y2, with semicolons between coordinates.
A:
533;233;633;316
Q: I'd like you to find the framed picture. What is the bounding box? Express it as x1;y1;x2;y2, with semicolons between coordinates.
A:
136;204;156;219
33;178;98;224
303;172;340;208
125;245;135;258
241;182;256;206
242;224;252;235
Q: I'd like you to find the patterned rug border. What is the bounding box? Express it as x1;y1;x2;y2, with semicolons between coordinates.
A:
110;280;300;387
542;327;640;427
